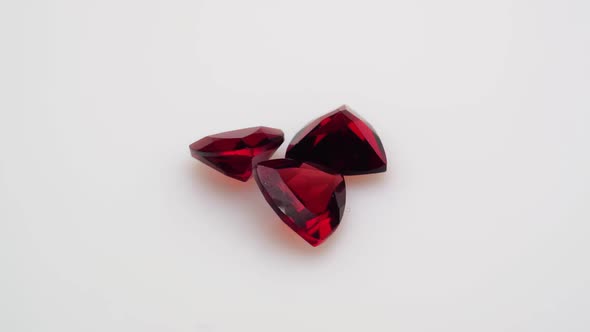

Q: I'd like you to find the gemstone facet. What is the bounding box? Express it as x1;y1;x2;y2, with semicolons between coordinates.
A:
190;127;284;182
254;159;346;246
286;105;387;175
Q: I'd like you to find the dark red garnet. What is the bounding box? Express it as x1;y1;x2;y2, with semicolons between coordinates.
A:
190;127;284;182
254;159;346;247
286;105;387;175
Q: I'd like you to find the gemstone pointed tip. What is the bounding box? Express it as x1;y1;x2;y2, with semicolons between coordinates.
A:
336;104;352;111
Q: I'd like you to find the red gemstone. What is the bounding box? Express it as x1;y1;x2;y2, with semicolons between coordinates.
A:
190;127;284;182
286;105;387;175
254;159;346;246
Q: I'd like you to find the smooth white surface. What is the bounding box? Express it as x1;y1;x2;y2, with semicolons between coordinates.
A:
1;1;589;331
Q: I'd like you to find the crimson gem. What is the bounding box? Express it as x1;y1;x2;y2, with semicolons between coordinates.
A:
190;126;284;182
286;105;387;175
254;159;346;246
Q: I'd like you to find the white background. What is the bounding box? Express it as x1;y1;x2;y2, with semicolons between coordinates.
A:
1;1;589;331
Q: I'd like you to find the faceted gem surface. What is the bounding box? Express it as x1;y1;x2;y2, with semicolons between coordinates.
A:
286;105;387;175
190;127;284;182
254;159;346;247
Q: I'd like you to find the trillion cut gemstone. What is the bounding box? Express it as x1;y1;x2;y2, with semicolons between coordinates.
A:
254;159;346;246
286;105;387;175
190;127;284;182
